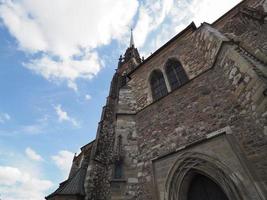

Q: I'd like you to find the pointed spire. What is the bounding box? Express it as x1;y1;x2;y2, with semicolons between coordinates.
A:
130;28;134;48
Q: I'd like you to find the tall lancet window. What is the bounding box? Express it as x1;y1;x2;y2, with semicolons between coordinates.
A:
114;160;123;179
150;70;168;101
165;58;188;90
113;135;123;179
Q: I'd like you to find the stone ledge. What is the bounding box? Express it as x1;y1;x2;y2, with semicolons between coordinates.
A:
110;179;127;183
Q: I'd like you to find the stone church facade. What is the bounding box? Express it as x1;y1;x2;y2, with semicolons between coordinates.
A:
46;0;267;199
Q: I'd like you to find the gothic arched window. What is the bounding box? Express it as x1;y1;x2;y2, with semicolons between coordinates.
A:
165;59;188;90
150;70;168;101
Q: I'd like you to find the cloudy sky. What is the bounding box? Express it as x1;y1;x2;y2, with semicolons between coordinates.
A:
0;0;241;199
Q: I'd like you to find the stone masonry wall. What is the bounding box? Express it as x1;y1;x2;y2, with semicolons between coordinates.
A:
123;6;267;197
112;115;139;200
128;24;227;111
132;43;266;199
110;85;139;200
214;0;267;62
85;72;124;200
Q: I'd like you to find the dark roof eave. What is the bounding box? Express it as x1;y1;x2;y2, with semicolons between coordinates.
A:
45;167;86;199
46;193;85;199
80;139;95;151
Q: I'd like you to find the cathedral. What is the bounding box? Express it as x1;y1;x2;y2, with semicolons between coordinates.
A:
46;0;267;199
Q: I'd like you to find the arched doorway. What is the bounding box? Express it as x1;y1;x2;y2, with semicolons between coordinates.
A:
165;152;245;200
187;173;228;200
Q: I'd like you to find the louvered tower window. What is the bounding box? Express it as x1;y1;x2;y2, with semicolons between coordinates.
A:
150;70;168;101
165;59;188;90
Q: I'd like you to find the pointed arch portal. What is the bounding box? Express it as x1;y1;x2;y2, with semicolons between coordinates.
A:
165;152;244;200
186;173;228;200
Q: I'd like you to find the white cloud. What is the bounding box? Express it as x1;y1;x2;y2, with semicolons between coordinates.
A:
0;115;50;136
54;104;79;127
21;124;43;135
0;112;10;124
51;150;74;178
25;52;101;91
189;0;241;25
0;165;53;200
0;166;20;186
134;0;174;47
85;94;92;101
0;0;242;90
134;0;241;56
67;81;78;92
0;0;139;90
25;147;43;162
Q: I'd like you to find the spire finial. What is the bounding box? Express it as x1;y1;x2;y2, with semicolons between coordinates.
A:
130;28;134;48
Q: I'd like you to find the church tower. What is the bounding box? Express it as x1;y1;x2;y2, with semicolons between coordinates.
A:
117;29;142;75
46;1;267;199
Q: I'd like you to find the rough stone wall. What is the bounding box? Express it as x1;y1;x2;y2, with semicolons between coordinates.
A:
214;0;267;62
117;86;137;114
112;2;267;198
87;1;267;198
128;24;227;111
111;115;139;200
84;73;124;200
109;85;139;200
84;106;115;200
220;45;267;189
85;161;111;200
131;42;266;199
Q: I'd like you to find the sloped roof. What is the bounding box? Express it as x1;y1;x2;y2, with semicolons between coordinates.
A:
46;167;87;199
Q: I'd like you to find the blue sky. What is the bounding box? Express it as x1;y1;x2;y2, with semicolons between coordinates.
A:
0;0;241;199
